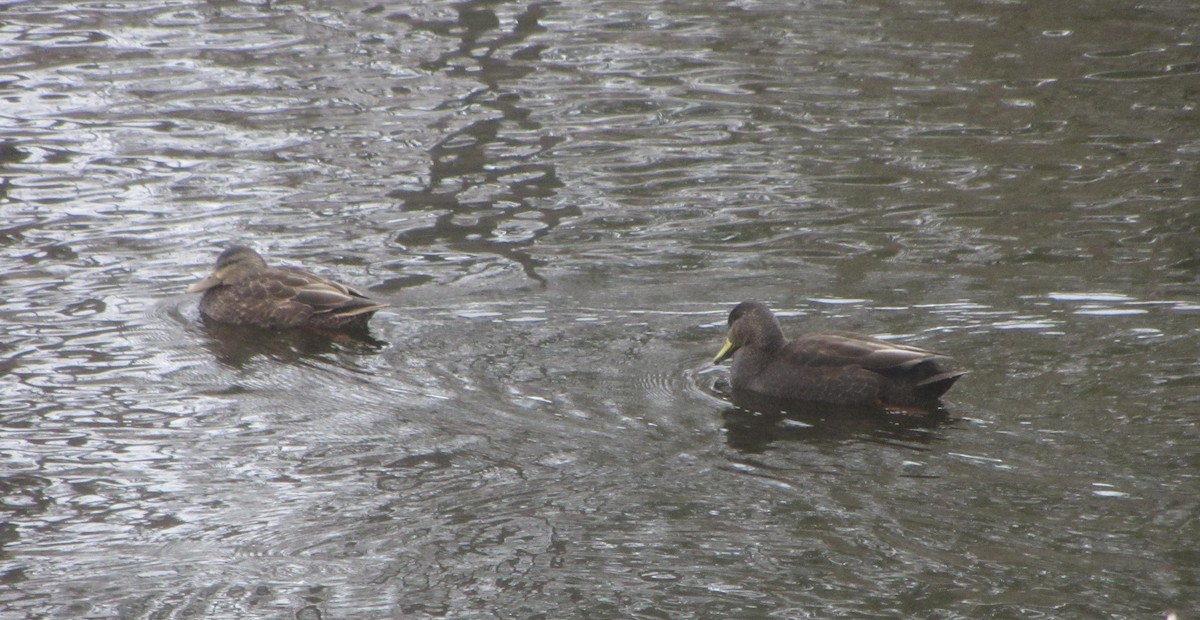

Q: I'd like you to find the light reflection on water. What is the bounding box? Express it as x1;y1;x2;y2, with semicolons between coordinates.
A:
1;0;1197;618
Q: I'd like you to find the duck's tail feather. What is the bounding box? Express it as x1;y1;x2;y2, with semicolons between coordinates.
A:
915;370;967;400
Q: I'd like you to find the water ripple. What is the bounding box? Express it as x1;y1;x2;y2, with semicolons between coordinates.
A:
1;1;1196;618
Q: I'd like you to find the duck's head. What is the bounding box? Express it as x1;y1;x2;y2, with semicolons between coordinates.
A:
713;300;785;364
187;246;269;293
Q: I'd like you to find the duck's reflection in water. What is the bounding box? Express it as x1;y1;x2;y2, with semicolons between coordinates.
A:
720;389;952;454
198;317;387;371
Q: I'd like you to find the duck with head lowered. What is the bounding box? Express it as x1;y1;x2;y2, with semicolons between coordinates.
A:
187;246;386;331
713;300;964;409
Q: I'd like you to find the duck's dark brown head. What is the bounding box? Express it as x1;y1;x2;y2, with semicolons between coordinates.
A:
187;246;269;293
713;300;786;363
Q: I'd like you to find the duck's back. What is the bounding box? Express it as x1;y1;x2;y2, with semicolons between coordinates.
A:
199;268;381;330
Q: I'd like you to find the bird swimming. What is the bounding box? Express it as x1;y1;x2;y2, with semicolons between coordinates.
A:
713;300;964;408
187;246;386;331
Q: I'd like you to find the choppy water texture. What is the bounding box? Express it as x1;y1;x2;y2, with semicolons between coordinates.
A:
1;0;1198;618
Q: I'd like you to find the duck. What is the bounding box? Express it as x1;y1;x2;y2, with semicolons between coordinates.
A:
187;246;386;331
713;300;964;408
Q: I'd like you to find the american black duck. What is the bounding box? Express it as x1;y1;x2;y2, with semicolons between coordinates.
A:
187;246;386;331
713;300;964;408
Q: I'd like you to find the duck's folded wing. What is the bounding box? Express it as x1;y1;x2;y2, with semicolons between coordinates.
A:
293;282;385;315
790;333;951;370
861;346;949;370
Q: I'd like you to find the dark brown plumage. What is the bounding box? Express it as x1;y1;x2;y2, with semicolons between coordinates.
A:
713;301;964;408
187;246;386;331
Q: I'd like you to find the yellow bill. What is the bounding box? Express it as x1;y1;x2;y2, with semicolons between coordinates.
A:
713;339;736;364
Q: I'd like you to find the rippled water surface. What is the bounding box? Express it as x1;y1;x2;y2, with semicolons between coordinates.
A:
2;0;1198;617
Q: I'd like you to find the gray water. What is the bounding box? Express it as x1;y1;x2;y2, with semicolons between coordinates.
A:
2;0;1198;618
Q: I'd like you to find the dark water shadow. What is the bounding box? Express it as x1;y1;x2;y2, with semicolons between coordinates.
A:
386;1;574;287
720;390;952;454
197;316;387;371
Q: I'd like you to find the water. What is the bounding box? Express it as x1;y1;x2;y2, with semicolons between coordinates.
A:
1;0;1197;617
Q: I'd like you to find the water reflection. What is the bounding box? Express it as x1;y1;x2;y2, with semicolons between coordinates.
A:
197;318;387;371
720;391;950;453
387;1;573;286
1;0;1197;617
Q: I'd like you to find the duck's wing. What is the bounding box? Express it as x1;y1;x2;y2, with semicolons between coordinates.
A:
788;332;965;400
271;269;387;316
787;333;951;371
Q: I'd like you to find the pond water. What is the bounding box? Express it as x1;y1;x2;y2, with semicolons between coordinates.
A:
1;0;1197;618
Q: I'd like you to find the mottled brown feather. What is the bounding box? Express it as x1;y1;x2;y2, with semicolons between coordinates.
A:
189;246;386;331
